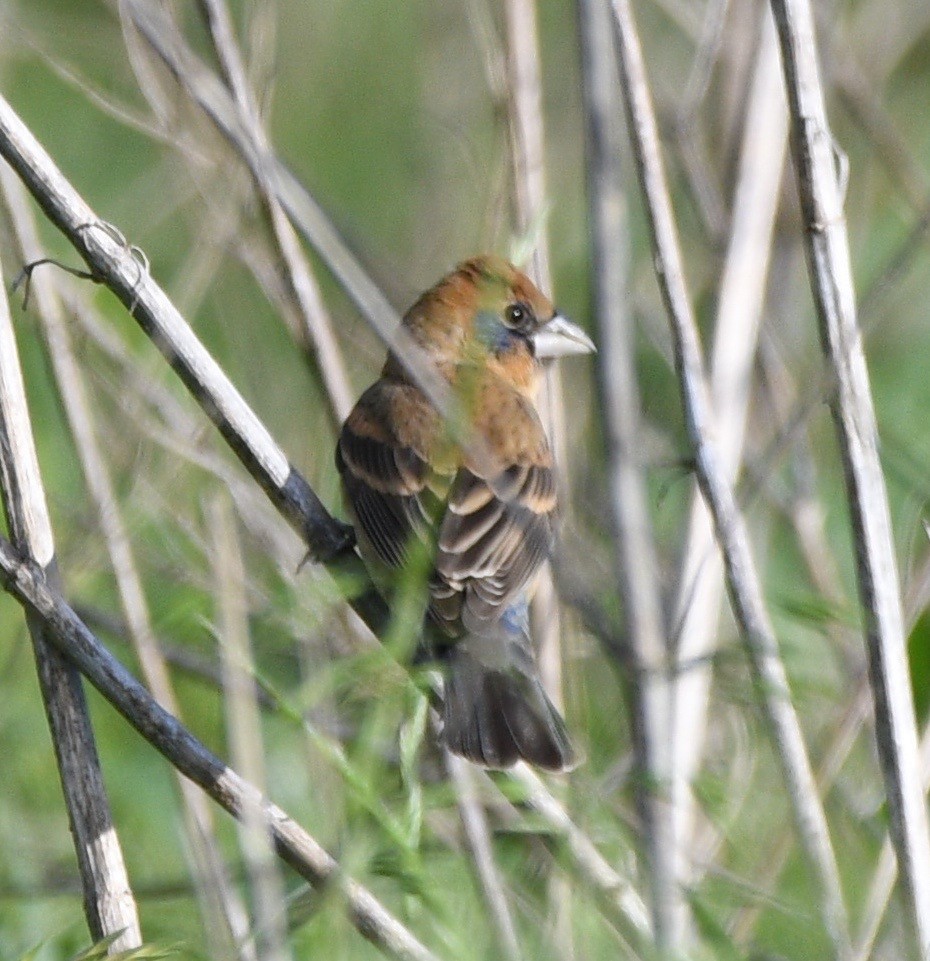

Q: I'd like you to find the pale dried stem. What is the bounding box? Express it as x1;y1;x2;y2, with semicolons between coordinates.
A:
670;12;790;931
196;0;353;423
211;494;292;961
832;57;928;212
446;754;523;961
770;0;930;953
577;0;678;948
0;220;141;953
503;0;568;732
509;763;651;947
609;0;851;953
673;0;731;240
1;166;255;961
758;341;847;609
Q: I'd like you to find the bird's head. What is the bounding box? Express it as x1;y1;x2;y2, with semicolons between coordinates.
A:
389;255;595;392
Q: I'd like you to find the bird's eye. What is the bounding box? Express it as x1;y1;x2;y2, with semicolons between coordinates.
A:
505;302;532;330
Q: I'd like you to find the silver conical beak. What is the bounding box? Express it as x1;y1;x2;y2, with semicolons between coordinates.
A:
533;314;597;359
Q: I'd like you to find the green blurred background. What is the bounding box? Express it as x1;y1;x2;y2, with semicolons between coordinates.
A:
1;0;930;958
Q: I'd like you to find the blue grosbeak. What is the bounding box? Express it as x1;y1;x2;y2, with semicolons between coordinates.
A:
336;256;594;770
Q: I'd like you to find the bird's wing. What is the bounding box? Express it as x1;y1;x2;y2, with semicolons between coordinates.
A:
435;401;557;633
338;376;558;637
336;380;442;571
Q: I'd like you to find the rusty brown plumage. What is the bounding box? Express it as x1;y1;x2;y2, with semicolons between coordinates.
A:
336;256;594;770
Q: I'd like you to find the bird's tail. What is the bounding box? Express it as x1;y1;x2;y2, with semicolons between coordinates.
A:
442;646;576;771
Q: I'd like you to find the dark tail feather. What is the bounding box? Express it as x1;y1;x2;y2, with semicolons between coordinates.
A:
442;650;576;771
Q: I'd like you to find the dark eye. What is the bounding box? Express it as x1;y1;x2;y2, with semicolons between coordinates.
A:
505;302;532;330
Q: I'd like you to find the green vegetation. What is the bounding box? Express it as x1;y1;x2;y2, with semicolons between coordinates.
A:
1;0;930;959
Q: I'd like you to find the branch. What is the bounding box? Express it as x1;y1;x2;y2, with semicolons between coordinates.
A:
508;764;651;946
769;0;930;955
503;0;569;820
446;753;523;961
0;89;369;587
0;162;255;959
578;0;678;948
607;0;851;954
669;2;787;914
0;89;649;947
0;230;141;949
210;494;291;961
195;0;353;425
0;536;442;961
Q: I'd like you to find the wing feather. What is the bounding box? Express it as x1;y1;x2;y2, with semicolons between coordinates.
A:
336;383;438;570
437;463;557;631
338;375;558;638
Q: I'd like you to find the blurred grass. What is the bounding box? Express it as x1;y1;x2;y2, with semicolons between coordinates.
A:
1;0;930;958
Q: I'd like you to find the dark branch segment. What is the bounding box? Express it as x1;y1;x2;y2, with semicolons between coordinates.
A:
0;535;440;961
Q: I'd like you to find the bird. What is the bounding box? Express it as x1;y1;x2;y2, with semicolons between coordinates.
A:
335;255;594;770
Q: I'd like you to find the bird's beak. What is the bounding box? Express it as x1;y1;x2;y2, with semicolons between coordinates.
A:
533;314;597;359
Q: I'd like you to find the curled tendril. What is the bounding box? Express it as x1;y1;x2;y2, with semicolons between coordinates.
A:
12;220;151;313
11;258;97;310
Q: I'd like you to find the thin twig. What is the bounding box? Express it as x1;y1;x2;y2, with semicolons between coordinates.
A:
195;0;353;424
755;334;848;613
577;0;678;949
0;537;442;961
668;3;788;925
672;0;731;241
769;0;930;954
0;228;142;951
507;764;651;948
211;494;292;961
445;753;523;961
503;0;569;762
1;161;255;961
78;605;277;710
607;0;851;955
832;55;928;213
502;10;581;959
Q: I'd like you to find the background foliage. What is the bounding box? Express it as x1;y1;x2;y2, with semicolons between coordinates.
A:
1;0;930;958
